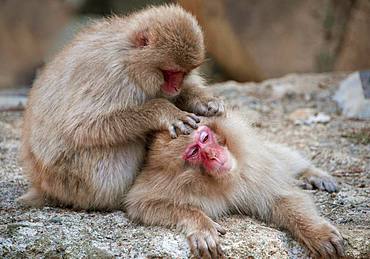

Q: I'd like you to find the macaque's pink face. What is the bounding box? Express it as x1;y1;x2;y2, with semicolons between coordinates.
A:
160;70;185;96
183;126;232;175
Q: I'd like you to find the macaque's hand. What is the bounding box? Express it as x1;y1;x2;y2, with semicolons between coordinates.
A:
191;97;225;117
163;109;200;138
303;221;345;258
187;222;226;259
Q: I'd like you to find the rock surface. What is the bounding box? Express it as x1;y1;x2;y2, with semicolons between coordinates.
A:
1;73;369;258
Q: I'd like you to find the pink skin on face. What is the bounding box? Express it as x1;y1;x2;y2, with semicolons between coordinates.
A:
183;126;232;175
161;70;184;96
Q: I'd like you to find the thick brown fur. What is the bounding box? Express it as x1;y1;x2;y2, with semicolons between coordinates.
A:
125;112;344;258
20;5;223;210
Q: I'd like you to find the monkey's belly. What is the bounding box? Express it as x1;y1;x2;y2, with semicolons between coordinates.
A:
89;142;146;209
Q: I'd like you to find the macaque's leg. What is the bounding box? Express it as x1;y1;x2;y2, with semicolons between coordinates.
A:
272;193;345;258
126;200;225;258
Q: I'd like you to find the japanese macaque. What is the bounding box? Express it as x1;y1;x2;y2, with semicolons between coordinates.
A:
19;5;224;209
125;112;344;258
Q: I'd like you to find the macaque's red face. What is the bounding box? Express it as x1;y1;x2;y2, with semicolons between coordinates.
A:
160;70;185;96
183;126;232;176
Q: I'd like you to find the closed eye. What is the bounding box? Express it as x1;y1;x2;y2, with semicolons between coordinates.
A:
187;146;199;158
200;131;208;143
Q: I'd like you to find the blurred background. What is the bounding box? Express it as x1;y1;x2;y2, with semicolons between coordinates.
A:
0;0;369;90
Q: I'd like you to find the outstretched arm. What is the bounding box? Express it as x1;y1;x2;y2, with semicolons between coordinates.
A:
63;98;200;149
125;194;225;258
125;184;225;258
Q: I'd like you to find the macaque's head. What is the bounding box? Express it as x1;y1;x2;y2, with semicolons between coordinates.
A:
149;123;235;179
128;5;205;97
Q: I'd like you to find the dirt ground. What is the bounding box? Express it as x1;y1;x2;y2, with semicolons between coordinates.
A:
0;73;369;258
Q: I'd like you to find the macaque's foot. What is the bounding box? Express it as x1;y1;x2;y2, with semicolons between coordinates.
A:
17;188;46;208
301;221;345;258
192;98;225;117
299;168;338;193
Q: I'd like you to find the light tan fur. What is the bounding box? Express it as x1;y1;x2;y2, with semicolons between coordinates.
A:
125;112;344;258
19;5;223;210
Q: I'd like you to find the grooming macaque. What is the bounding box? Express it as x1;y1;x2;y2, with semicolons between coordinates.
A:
19;5;223;209
126;112;344;258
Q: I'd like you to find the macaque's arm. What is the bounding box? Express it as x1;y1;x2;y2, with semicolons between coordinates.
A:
271;193;344;258
64;98;199;148
176;72;224;116
126;198;225;258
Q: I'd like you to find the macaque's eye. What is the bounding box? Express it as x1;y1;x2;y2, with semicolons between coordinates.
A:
187;146;199;158
199;131;209;143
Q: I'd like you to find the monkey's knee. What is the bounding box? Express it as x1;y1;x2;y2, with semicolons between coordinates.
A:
17;188;46;208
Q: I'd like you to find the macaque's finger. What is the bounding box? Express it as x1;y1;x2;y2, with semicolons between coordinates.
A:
188;113;201;123
331;226;342;239
205;235;218;259
330;229;345;257
308;176;338;193
323;180;337;193
188;235;200;258
175;121;191;135
322;241;336;258
213;222;226;235
207;100;224;116
217;245;225;258
192;101;208;116
184;115;199;129
217;100;225;115
197;238;212;259
309;176;325;191
168;125;177;139
331;237;345;257
207;101;218;113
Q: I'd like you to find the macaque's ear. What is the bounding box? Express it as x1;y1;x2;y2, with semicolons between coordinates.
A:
133;29;149;48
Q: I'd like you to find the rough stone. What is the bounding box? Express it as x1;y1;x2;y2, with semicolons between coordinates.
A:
0;73;369;258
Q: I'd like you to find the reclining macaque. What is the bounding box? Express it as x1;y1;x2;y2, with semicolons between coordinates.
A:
125;112;344;258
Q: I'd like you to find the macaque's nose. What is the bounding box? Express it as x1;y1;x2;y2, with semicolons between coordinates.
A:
204;147;222;163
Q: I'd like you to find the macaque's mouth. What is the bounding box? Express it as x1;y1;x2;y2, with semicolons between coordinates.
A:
161;70;184;96
204;164;231;178
208;161;231;174
204;153;232;176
